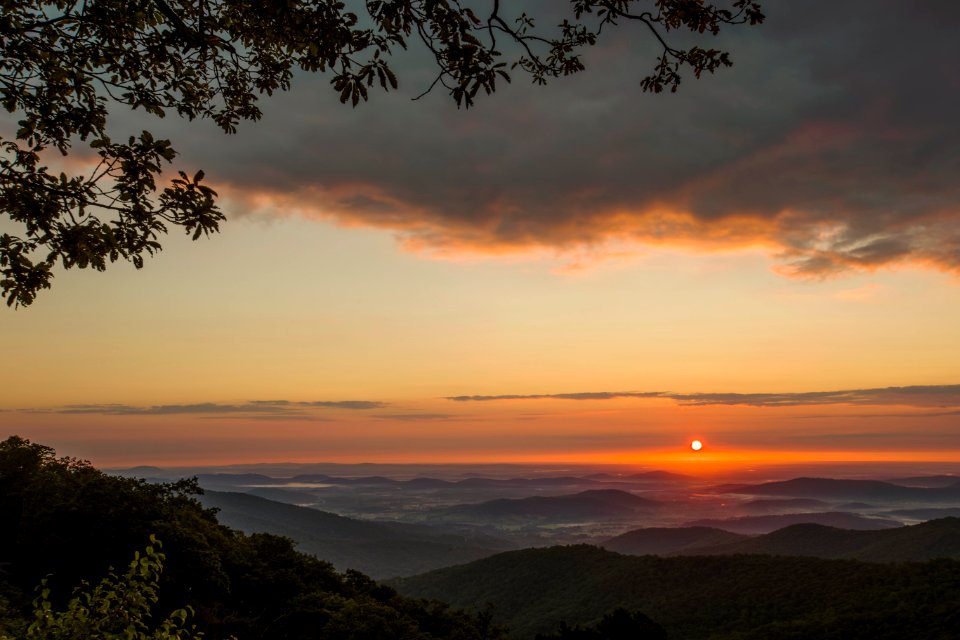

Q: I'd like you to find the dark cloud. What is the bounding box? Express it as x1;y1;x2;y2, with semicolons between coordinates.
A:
447;385;960;408
142;0;960;277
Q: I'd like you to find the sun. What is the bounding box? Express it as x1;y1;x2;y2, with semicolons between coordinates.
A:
690;439;703;452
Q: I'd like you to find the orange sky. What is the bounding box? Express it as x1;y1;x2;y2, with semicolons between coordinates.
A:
2;2;960;469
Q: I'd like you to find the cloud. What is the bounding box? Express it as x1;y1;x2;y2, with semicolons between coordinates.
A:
446;392;662;402
446;385;960;409
151;0;960;278
56;403;272;415
250;400;388;410
666;386;960;408
792;410;960;420
38;399;386;417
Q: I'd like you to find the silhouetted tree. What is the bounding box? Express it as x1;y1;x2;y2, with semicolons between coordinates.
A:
535;607;669;640
0;0;763;306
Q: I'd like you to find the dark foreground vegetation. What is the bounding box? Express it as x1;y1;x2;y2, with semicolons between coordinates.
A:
392;544;960;639
0;436;500;639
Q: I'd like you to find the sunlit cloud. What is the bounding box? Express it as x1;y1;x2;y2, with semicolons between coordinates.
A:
177;0;960;279
447;385;960;408
447;392;663;402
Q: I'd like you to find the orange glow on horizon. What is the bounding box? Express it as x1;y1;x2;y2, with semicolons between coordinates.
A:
61;446;960;473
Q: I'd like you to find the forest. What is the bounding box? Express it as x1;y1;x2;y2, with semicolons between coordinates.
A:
0;436;501;640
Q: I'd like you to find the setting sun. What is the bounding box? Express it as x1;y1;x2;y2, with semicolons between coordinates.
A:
691;440;703;452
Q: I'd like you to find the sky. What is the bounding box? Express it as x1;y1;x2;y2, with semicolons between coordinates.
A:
2;0;960;471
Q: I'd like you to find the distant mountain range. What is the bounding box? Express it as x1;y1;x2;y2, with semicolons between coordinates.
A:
681;511;901;534
437;489;661;522
739;498;831;513
885;507;960;520
886;475;960;488
199;490;512;578
722;477;960;502
192;472;691;490
604;518;960;562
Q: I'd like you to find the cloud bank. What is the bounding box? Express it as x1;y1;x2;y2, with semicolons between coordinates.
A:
162;0;960;277
447;385;960;408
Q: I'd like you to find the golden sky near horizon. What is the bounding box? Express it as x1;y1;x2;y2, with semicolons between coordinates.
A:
2;1;960;469
2;217;960;468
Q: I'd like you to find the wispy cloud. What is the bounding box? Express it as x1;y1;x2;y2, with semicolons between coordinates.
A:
32;399;387;418
250;400;388;410
447;392;662;402
447;385;960;409
791;410;960;420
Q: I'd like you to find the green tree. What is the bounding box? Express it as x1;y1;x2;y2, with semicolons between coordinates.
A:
0;436;506;640
2;537;203;640
0;0;763;307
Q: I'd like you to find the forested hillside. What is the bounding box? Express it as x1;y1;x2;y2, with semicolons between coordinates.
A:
0;437;501;640
200;489;509;577
604;519;960;561
392;545;960;640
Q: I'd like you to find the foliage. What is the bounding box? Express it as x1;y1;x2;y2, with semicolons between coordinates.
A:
0;0;763;306
392;543;960;639
535;608;668;640
0;436;504;640
2;537;202;640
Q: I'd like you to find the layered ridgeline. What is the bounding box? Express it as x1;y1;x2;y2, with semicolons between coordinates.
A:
434;489;660;523
392;545;960;640
200;490;512;578
0;437;501;640
721;476;960;502
603;517;960;561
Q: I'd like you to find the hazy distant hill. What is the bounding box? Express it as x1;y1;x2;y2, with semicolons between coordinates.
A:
585;471;693;483
885;507;960;520
682;511;900;534
723;477;960;502
694;518;960;562
391;545;960;639
602;526;747;555
284;474;613;489
439;489;660;521
739;498;831;513
199;490;510;578
197;472;285;486
887;475;960;488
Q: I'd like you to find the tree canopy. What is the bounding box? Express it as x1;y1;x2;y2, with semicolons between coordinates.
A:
0;435;504;640
5;538;204;640
0;0;763;306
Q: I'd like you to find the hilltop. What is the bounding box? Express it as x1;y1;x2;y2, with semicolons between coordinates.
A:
392;545;960;639
604;518;960;562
